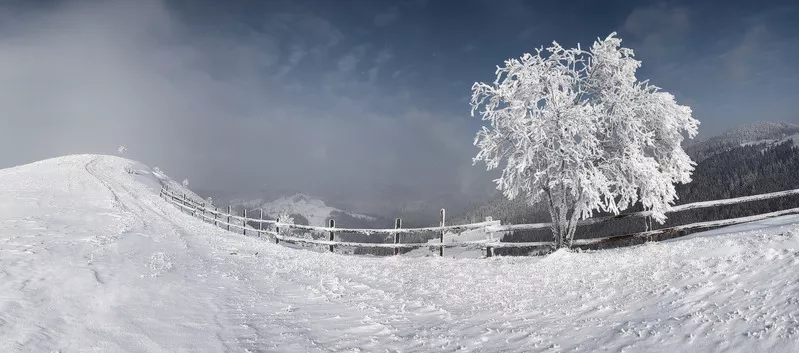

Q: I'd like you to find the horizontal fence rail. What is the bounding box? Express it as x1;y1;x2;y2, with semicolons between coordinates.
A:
160;186;799;257
483;187;799;233
572;206;799;248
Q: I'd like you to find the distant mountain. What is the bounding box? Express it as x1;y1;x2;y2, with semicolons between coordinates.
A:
685;121;799;162
318;183;484;228
230;193;377;227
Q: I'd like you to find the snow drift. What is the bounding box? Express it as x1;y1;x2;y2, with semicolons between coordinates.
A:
1;155;798;352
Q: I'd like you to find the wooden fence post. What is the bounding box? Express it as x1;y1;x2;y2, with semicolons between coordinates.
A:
259;209;263;237
439;209;446;257
394;218;402;256
328;219;336;253
243;209;247;235
227;206;231;231
213;207;218;227
275;222;280;244
485;216;493;258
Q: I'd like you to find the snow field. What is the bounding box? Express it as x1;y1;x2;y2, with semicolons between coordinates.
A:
0;155;798;352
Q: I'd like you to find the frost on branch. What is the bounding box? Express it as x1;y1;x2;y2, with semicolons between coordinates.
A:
276;212;294;226
470;32;699;248
273;212;298;238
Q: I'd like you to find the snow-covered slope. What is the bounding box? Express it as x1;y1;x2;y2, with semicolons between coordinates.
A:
230;194;374;226
231;193;374;226
2;154;799;352
685;121;799;162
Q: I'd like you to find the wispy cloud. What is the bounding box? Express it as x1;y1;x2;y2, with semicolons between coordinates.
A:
367;48;394;83
720;24;769;81
373;6;400;27
276;44;308;78
375;48;393;64
336;44;367;73
623;3;691;61
474;0;534;19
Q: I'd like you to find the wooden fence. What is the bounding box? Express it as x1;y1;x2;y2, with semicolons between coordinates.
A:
160;186;799;257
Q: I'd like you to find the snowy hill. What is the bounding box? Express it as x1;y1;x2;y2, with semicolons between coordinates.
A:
230;193;375;226
2;154;799;352
685;121;799;162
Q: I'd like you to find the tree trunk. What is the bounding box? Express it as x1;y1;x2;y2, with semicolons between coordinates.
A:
546;190;578;249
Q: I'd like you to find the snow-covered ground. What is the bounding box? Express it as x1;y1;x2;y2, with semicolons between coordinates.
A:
1;155;799;352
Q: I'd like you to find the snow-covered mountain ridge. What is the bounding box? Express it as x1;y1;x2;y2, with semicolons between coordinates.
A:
739;132;799;147
230;193;375;226
685;121;799;162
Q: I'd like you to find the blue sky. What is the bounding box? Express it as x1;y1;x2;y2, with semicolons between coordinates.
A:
167;0;799;133
0;0;797;206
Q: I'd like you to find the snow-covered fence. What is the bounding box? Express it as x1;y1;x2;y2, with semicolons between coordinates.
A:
160;188;500;256
486;187;799;233
160;186;799;256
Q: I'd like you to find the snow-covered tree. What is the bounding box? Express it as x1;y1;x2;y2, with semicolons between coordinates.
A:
470;33;700;249
117;145;127;155
276;212;294;226
273;212;296;238
182;178;189;188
